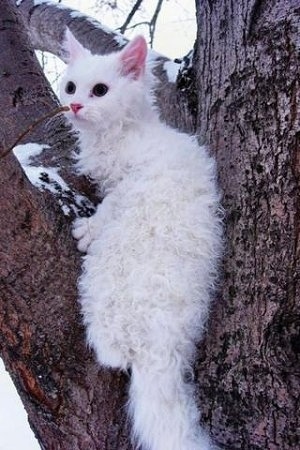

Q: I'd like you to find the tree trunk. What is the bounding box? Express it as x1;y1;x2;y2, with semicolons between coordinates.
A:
194;1;300;449
0;1;130;449
0;0;299;449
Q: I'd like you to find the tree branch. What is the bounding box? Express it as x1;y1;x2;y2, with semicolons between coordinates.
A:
0;106;69;160
119;0;144;34
149;0;164;47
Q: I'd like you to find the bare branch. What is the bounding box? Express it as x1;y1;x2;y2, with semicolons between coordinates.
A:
0;106;69;160
119;0;144;34
149;0;164;47
122;20;150;32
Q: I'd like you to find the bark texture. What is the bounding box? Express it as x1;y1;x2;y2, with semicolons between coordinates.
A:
0;1;130;449
0;0;299;449
194;1;300;449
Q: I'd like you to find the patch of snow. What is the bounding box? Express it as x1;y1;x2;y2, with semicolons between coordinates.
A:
13;143;48;166
148;48;163;62
33;0;76;9
33;0;66;7
13;143;96;218
33;0;51;5
31;167;96;217
113;33;127;47
15;0;24;6
163;60;180;83
61;203;72;216
70;10;111;34
146;49;164;77
70;10;126;48
30;166;70;194
0;359;40;450
70;10;92;19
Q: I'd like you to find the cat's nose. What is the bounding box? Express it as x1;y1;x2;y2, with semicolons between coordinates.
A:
70;103;83;114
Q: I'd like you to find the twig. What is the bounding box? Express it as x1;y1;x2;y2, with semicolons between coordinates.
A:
149;0;164;48
0;105;70;160
120;21;150;32
119;0;144;34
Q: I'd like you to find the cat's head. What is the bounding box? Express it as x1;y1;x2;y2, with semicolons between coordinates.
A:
60;29;151;133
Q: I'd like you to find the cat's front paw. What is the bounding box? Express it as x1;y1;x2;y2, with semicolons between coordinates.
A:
72;217;93;253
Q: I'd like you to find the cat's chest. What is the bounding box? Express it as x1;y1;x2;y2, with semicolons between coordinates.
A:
78;132;150;189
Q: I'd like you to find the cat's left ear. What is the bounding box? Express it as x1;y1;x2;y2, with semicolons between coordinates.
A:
62;28;89;64
119;36;147;80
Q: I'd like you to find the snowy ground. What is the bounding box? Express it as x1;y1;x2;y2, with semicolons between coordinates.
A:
0;360;40;450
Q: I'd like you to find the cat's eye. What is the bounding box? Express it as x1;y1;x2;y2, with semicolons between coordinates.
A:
92;83;108;97
65;81;76;95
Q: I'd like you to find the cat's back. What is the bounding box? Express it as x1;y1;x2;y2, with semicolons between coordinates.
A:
83;123;222;353
98;122;221;262
126;121;218;205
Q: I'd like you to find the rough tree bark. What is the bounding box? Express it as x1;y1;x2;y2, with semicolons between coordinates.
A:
0;1;130;449
194;1;300;449
0;0;299;449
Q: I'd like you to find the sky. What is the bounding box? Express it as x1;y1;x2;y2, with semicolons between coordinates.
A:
0;1;196;449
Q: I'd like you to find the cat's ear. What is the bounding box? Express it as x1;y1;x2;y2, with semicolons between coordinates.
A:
62;28;89;64
119;36;147;80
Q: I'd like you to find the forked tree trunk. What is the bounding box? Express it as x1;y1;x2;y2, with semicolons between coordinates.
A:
0;0;299;449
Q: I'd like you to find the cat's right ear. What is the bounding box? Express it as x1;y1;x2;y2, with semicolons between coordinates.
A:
119;36;147;80
62;28;89;64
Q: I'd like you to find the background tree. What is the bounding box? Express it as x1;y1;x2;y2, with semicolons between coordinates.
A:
0;0;299;449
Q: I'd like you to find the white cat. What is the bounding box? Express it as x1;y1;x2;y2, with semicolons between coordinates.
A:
60;29;222;450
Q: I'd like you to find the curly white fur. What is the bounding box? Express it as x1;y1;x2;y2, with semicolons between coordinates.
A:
60;30;222;450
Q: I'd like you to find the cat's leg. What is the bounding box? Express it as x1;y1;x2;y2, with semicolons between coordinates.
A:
82;299;131;370
72;199;113;252
91;339;129;370
72;216;96;252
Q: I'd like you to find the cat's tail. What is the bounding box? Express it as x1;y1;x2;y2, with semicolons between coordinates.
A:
128;361;215;450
